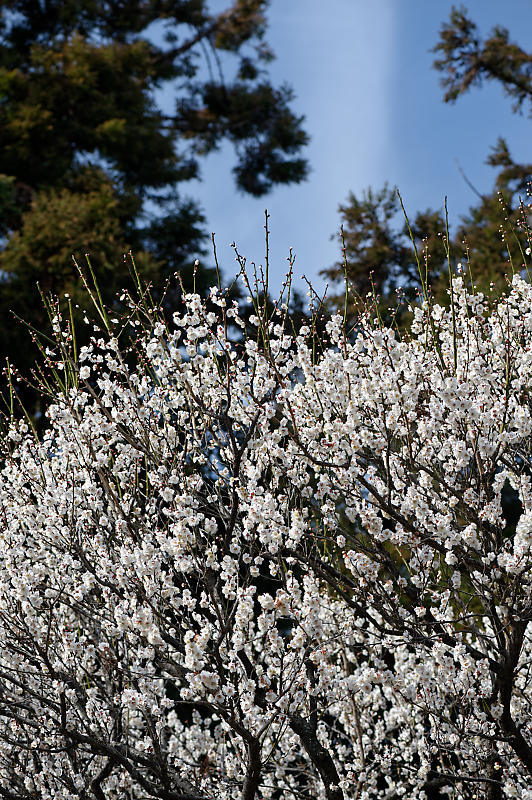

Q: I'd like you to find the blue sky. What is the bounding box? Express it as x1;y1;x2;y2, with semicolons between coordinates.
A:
179;1;532;293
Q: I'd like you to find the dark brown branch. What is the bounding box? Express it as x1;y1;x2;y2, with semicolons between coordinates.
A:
289;715;344;800
90;757;115;800
242;739;262;800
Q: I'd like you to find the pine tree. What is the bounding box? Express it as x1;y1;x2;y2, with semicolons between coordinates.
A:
432;6;532;288
322;184;447;321
325;6;532;320
0;0;309;395
432;5;532;111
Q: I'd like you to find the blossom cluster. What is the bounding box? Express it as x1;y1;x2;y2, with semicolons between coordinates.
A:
0;276;530;799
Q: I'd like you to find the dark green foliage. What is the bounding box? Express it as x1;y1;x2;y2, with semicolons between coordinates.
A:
322;184;447;318
326;6;532;320
0;0;309;399
432;7;532;296
177;80;307;196
323;185;412;301
433;5;532;111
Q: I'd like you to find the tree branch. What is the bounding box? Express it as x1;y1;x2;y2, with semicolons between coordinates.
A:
290;715;344;800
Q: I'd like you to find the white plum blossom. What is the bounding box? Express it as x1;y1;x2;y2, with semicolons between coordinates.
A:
0;276;530;799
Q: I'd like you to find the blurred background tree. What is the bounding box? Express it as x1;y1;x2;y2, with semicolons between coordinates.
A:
0;0;309;404
325;5;532;322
